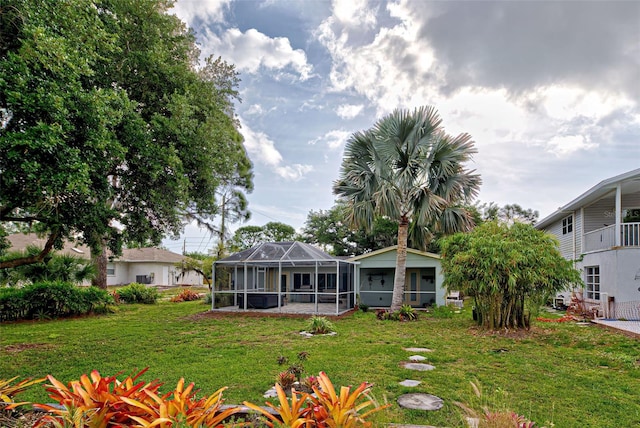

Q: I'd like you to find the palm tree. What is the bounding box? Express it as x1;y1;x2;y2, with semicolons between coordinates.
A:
333;106;481;311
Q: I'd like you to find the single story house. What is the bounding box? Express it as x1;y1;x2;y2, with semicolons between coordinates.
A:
348;245;445;308
107;247;202;287
536;168;640;319
212;241;446;315
5;233;202;287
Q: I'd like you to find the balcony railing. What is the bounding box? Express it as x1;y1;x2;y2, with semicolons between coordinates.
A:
584;222;640;252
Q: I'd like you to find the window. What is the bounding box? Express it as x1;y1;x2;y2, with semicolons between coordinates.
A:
293;273;311;289
585;266;600;300
318;273;337;291
562;215;573;234
106;263;115;276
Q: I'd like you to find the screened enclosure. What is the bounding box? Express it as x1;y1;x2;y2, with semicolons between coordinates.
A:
212;242;357;315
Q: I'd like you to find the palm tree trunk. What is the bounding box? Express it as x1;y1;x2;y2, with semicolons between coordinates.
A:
390;218;409;312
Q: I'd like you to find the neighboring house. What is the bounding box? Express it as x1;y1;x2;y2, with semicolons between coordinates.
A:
211;241;445;315
108;248;202;287
349;246;445;308
536;168;640;319
5;234;202;287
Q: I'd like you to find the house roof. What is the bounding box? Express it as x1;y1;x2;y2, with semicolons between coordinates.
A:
6;233;91;259
115;248;186;264
217;241;351;266
536;167;640;229
6;233;185;264
348;245;441;262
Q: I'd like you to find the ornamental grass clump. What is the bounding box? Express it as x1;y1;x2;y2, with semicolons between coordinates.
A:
305;316;335;335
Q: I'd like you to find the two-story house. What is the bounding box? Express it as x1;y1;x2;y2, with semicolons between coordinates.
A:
536;168;640;319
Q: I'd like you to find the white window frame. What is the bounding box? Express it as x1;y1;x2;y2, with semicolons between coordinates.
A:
562;215;573;235
106;263;115;276
585;266;600;301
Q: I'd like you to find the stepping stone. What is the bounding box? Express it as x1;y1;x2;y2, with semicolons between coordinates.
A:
399;379;421;387
397;393;443;411
409;355;426;362
403;347;433;353
263;387;278;398
401;362;435;371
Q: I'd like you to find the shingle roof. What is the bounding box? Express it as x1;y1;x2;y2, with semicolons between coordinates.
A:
6;234;185;264
117;248;185;263
6;233;91;259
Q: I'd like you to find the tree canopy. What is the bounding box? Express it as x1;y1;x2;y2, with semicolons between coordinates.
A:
229;221;297;252
440;221;582;330
301;203;398;256
0;0;253;277
334;106;481;311
472;202;539;225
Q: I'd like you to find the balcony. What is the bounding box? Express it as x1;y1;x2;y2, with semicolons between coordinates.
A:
584;222;640;252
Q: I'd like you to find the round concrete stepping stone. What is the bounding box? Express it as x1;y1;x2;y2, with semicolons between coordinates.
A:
397;393;443;411
401;362;436;371
409;355;426;362
399;379;422;387
403;347;433;353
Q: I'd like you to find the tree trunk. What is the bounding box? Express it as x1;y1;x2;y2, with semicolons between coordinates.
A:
91;242;108;289
390;218;409;312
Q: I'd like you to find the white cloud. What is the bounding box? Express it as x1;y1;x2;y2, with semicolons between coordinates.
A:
335;104;364;119
240;120;282;167
544;135;597;156
170;0;230;25
201;28;312;80
240;118;313;180
309;130;351;150
275;164;314;181
332;0;377;27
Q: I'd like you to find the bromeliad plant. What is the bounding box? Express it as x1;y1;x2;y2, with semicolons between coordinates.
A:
121;379;242;427
243;383;313;428
246;372;389;428
0;376;44;411
34;369;243;427
34;368;163;427
308;372;389;427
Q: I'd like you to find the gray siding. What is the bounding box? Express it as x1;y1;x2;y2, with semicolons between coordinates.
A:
545;215;577;260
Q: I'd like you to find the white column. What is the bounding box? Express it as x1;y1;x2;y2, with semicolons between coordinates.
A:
615;184;621;246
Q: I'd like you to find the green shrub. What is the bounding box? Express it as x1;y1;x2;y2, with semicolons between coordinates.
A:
399;304;417;321
0;282;113;321
117;283;159;304
359;303;370;312
305;316;335;335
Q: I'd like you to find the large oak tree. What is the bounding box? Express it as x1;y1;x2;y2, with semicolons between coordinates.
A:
0;0;253;286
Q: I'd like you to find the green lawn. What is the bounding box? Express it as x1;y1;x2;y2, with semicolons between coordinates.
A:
1;291;639;427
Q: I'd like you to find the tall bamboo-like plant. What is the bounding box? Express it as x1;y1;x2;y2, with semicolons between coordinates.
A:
333;106;481;311
441;221;583;330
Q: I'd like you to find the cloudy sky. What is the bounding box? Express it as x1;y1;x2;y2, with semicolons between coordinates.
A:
163;0;640;254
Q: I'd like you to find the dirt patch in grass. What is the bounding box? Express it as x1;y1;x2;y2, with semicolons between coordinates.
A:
2;343;54;354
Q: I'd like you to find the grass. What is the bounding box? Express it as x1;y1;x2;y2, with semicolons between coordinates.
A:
1;288;639;427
